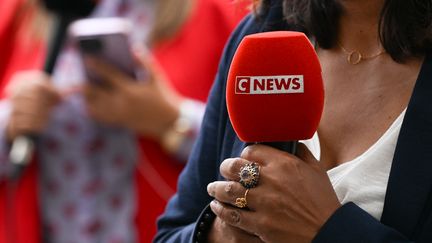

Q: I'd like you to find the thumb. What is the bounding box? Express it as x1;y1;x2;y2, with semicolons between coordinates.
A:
132;47;169;85
296;143;319;166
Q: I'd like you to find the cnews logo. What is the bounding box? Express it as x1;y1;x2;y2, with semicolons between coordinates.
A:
235;75;304;94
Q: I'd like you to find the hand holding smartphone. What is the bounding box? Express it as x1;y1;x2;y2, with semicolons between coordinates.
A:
69;17;139;86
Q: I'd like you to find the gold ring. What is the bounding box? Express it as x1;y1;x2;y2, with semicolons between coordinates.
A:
235;189;249;208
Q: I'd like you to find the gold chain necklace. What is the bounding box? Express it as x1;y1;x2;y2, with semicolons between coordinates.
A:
338;43;385;65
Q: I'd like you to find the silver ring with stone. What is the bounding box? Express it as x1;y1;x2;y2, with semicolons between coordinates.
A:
239;162;260;189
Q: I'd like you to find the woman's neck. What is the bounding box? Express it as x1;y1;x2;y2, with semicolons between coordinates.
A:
337;0;385;54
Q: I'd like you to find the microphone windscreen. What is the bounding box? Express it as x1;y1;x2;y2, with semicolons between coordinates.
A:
226;31;324;143
41;0;97;17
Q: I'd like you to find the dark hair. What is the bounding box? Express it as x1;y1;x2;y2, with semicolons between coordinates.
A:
259;0;432;62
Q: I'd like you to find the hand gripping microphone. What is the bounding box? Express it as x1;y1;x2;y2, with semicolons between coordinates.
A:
8;0;98;179
226;31;324;154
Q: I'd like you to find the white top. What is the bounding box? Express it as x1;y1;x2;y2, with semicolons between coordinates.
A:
303;109;406;220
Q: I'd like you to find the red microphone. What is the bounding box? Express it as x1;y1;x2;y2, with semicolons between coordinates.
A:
226;31;324;153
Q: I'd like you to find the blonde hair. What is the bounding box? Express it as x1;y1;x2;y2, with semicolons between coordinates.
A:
14;0;52;45
147;0;195;46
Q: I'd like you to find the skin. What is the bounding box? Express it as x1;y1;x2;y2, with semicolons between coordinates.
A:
208;217;264;243
83;51;181;141
208;144;340;242
317;0;423;169
6;71;61;141
208;0;425;241
7;50;183;145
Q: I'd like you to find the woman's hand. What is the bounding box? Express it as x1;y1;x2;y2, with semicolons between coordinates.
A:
207;144;341;243
83;51;182;140
6;71;61;141
207;217;264;243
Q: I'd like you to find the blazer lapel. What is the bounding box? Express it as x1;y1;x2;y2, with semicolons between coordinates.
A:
381;51;432;238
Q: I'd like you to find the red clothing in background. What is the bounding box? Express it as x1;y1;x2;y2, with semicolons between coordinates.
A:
0;0;248;242
0;0;45;243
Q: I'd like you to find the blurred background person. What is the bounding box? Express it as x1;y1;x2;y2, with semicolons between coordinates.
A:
0;0;48;242
0;0;247;242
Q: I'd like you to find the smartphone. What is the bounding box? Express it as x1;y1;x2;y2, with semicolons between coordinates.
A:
69;17;138;85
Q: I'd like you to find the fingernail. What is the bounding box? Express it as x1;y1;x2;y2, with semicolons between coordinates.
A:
207;183;215;197
210;200;221;214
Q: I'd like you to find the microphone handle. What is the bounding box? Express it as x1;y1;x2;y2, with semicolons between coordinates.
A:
9;135;36;179
8;14;73;179
247;141;298;154
44;14;73;73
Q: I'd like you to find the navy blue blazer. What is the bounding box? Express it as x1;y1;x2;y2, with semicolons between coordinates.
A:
155;1;432;242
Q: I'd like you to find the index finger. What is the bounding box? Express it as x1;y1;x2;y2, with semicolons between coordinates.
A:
220;157;252;181
240;144;298;166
